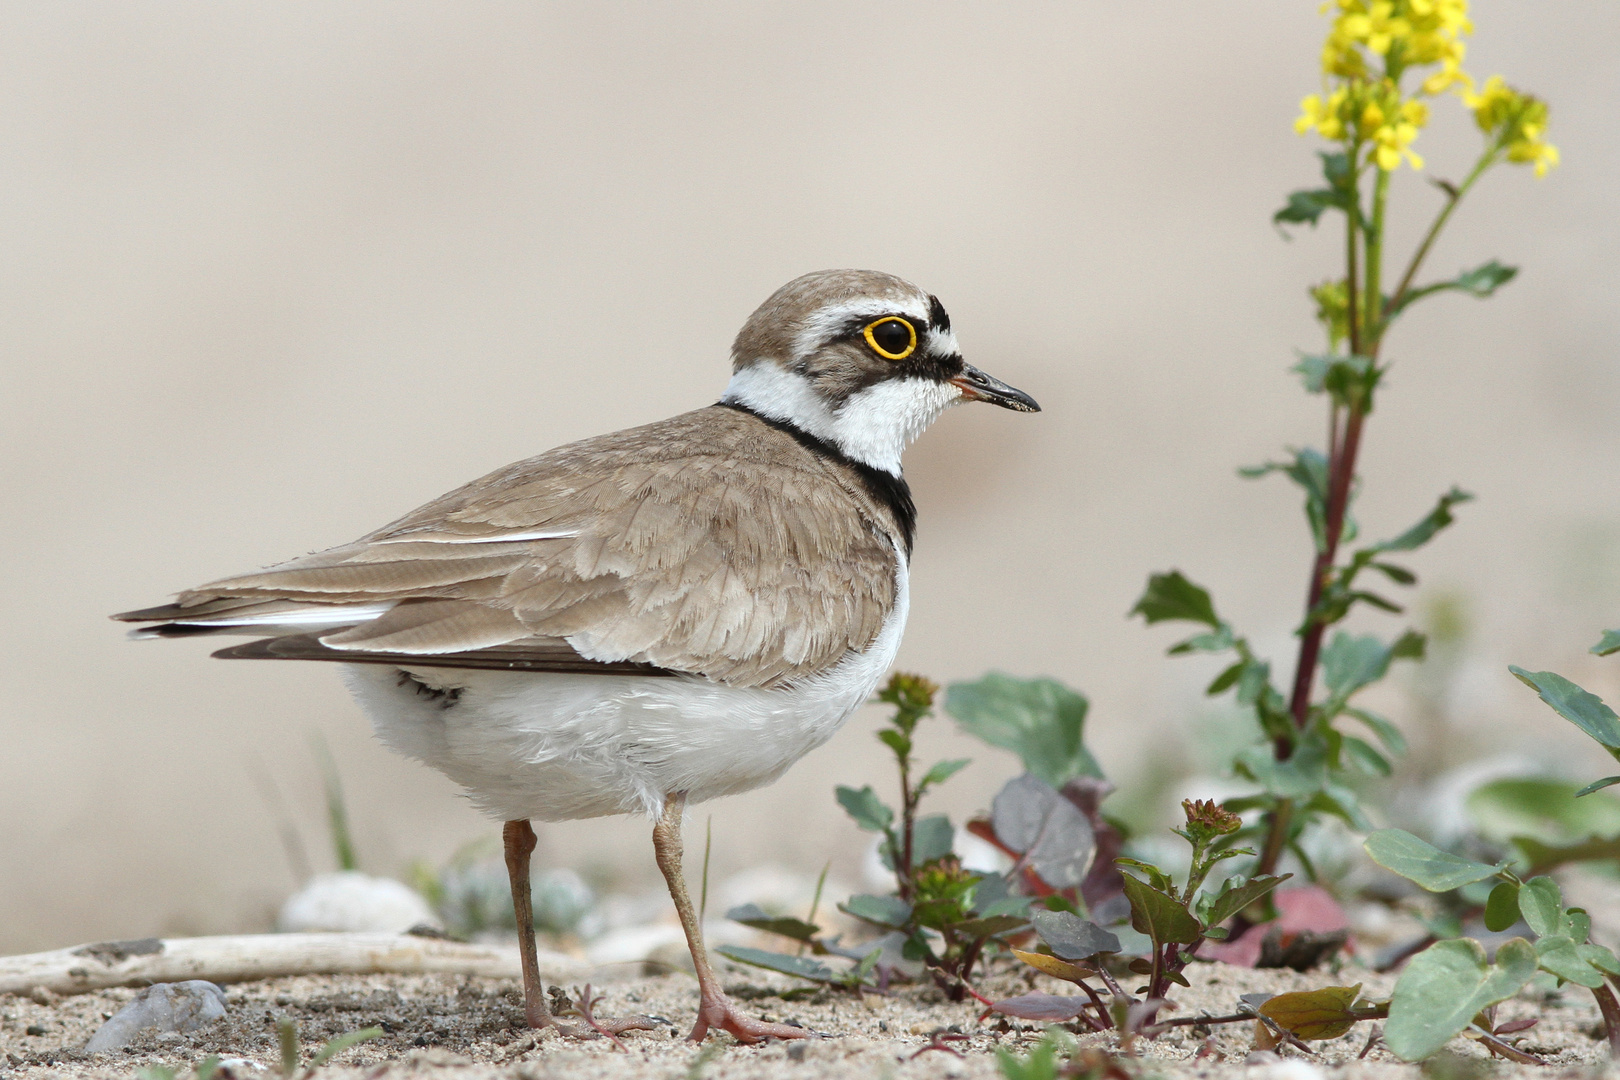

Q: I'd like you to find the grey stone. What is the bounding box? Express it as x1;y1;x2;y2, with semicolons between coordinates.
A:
83;980;227;1053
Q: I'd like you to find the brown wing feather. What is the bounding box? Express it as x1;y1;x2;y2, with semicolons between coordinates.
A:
119;406;901;689
212;633;677;676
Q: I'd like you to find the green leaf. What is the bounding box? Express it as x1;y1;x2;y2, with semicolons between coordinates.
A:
834;785;894;833
725;903;820;943
944;673;1101;789
1591;630;1620;657
1580;942;1620;976
1370;488;1474;554
838;893;912;929
910;813;956;866
1115;857;1177;895
1363;829;1504;892
1131;570;1220;628
1509;667;1620;756
715;945;837;984
1384;938;1537;1061
918;758;970;792
1321;633;1394;698
1575;776;1620;798
1206;662;1244;695
1452;260;1518;296
1030;909;1120;959
308;1028;384;1070
1120;873;1202;946
1345;709;1407;755
1389;629;1427;660
276;1017;300;1078
1511;834;1620;875
1275;188;1341;228
1342;736;1392;777
1535;935;1605;988
877;728;910;758
1468;776;1620;844
1516;876;1563;937
1293;353;1333;392
1243;449;1332;552
949;913;1029;940
1371;562;1416;585
1387;261;1518;319
1258;984;1363;1040
1237;737;1329;800
1483;882;1521;933
1198;873;1290;929
1168;628;1235;654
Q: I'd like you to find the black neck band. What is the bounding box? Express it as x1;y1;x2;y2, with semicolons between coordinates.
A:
716;400;916;556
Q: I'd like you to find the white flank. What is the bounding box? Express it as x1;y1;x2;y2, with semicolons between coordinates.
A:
341;555;910;822
721;364;963;475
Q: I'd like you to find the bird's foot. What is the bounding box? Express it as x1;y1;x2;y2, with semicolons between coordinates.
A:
688;992;815;1044
535;985;663;1049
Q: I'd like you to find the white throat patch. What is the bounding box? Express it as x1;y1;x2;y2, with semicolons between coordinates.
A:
721;364;962;475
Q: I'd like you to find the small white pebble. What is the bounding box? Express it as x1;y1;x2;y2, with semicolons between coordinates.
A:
1249;1057;1326;1080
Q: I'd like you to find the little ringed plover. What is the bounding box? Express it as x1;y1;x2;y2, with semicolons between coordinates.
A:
115;268;1039;1043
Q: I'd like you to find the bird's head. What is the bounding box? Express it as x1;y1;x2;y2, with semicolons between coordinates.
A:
721;269;1039;476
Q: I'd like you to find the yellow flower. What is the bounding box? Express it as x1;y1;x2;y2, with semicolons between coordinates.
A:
1317;0;1474;96
1420;52;1471;96
1374;119;1424;171
1463;75;1559;176
1296;86;1350;140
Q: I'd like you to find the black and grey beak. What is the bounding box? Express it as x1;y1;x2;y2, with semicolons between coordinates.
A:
949;363;1041;412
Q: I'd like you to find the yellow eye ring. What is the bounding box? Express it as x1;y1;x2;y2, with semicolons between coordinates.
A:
863;316;917;360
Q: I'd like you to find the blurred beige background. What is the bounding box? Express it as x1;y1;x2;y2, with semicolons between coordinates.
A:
3;2;1617;954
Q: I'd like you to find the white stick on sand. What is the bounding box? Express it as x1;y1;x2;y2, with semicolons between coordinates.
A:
0;933;588;997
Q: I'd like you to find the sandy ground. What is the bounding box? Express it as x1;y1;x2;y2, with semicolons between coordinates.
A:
1;957;1613;1080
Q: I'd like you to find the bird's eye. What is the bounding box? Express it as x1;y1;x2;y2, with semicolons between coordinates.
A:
863;317;917;360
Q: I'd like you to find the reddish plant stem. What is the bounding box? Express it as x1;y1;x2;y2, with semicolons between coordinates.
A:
1475;1029;1545;1065
1594;980;1620;1058
1282;407;1367;743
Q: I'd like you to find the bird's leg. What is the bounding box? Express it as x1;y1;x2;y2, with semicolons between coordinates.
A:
652;793;813;1044
502;819;661;1040
503;819;562;1031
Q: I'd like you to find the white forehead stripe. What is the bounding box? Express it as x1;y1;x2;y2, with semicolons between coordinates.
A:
924;326;961;358
792;296;932;360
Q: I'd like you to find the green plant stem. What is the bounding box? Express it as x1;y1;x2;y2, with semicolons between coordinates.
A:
1261;164;1389;875
1364;167;1390;337
1385;147;1497;320
1257;799;1295;878
897;752;916;901
1345;141;1363;357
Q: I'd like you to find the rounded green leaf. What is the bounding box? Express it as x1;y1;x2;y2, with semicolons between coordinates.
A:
1384;938;1537;1061
944;674;1100;788
1483;881;1521;933
1517;876;1562;937
1363;829;1503;892
1535;935;1605;988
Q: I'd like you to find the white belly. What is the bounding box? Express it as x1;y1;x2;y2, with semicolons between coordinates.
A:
339;561;908;822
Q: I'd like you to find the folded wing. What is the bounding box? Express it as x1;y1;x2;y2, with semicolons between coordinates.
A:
113;407;902;689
